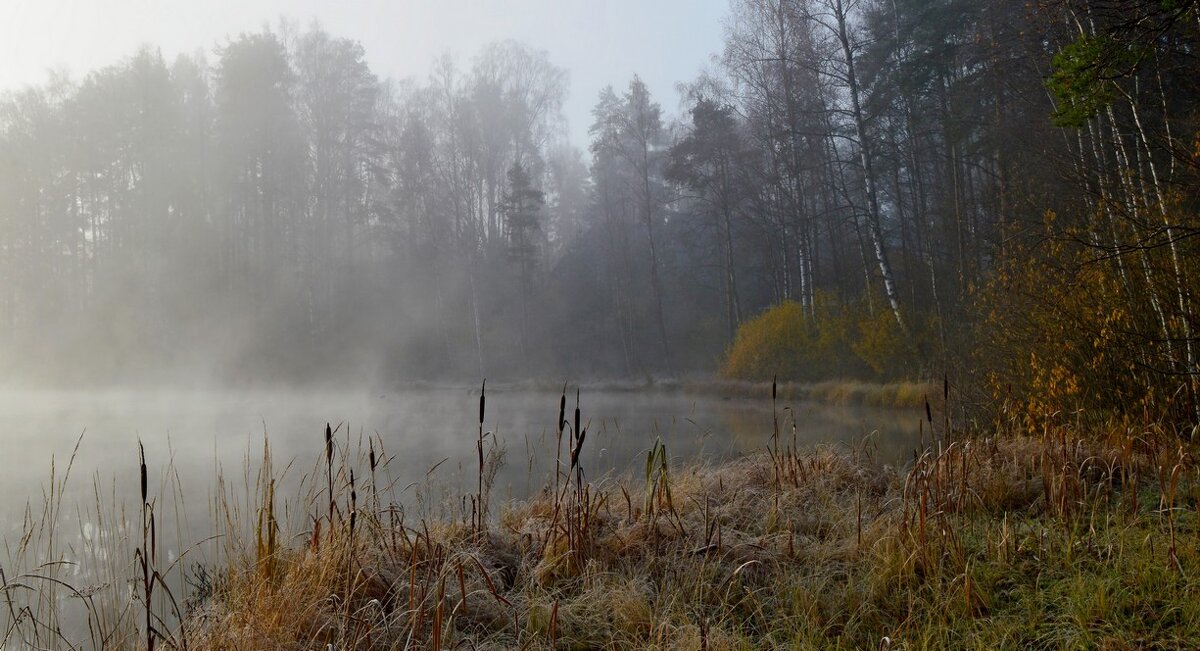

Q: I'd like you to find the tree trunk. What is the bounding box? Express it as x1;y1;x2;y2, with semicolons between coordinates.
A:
834;0;907;334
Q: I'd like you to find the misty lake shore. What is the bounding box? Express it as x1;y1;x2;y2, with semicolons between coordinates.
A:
0;376;935;406
176;420;1200;649
0;382;928;646
3;389;1196;649
1;0;1197;646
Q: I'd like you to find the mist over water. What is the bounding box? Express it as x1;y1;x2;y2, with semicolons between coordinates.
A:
0;3;984;645
0;8;945;612
0;382;917;646
2;0;1198;645
0;1;937;638
0;386;920;536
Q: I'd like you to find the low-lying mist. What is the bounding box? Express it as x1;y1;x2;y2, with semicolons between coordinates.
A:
0;26;758;390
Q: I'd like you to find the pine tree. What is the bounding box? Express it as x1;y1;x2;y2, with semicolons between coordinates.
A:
500;162;544;368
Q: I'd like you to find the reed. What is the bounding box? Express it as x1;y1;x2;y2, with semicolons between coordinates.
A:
3;386;1200;649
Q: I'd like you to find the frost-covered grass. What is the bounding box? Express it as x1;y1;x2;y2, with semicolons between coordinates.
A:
5;395;1200;650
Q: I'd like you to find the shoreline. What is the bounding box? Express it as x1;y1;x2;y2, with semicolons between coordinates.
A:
175;423;1198;649
4;397;1193;649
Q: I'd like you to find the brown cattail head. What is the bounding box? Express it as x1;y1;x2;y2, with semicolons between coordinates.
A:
574;389;580;440
772;375;777;401
558;388;566;436
925;398;933;424
369;440;377;472
572;427;587;469
138;441;147;504
349;469;358;534
325;423;333;464
479;379;486;426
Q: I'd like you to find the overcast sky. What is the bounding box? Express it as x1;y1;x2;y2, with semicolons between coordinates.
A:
0;0;729;147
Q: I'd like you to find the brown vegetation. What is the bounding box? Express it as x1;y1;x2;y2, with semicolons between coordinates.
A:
176;405;1200;649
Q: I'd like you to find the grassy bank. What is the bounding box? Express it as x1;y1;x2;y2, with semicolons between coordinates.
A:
678;378;935;409
4;393;1200;650
182;419;1198;649
519;378;934;409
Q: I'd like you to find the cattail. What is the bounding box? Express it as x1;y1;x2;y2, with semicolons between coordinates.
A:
477;380;487;534
350;469;357;535
325;423;334;464
479;379;486;426
558;388;566;436
138;443;147;505
554;387;568;500
772;374;777;401
570;390;585;489
325;423;335;529
369;440;377;473
925;398;933;424
571;426;587;470
137;440;154;651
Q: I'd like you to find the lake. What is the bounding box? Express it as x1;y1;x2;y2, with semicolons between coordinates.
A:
0;386;923;537
0;385;922;644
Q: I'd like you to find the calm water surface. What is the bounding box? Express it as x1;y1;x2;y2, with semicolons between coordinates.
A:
0;386;922;540
0;386;922;644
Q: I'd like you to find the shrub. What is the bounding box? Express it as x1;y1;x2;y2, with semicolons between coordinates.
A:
722;298;850;381
721;293;923;383
977;209;1200;423
852;302;906;376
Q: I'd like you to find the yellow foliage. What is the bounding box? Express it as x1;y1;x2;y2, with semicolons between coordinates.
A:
977;207;1200;423
721;294;916;382
853;305;905;375
722;301;814;381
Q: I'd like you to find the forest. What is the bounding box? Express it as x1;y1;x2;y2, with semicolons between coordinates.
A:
1;0;1199;415
4;1;1200;648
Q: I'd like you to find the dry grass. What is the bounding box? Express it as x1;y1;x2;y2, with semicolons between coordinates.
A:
680;379;936;409
182;414;1200;649
6;393;1200;650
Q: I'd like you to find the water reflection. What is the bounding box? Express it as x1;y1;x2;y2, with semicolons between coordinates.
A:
0;387;922;533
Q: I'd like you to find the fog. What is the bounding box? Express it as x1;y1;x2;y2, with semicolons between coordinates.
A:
0;3;950;503
0;6;951;643
3;0;1020;387
0;386;920;529
0;384;919;645
0;34;704;386
0;2;955;387
3;0;1198;645
0;4;960;558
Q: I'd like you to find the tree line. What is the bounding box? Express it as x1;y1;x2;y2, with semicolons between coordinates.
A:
1;1;1197;420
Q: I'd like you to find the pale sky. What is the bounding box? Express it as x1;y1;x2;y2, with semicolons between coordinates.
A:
0;0;730;146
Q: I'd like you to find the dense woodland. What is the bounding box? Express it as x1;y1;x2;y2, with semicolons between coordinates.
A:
0;0;1198;421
